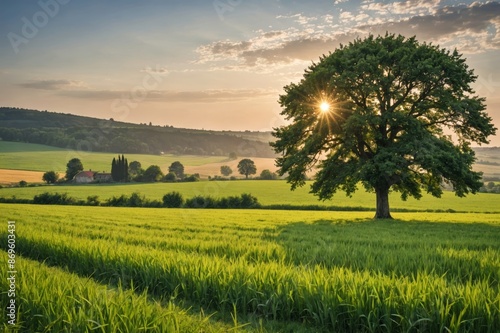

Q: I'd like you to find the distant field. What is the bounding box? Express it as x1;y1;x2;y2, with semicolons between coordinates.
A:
0;141;277;182
2;141;498;179
0;169;44;185
1;180;498;213
1;204;498;332
0;141;228;173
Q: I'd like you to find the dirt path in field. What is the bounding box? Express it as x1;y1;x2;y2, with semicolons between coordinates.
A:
0;169;45;184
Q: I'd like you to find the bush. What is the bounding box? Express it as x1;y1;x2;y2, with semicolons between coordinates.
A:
184;193;260;209
259;169;278;180
128;192;146;207
19;180;28;187
183;174;200;182
185;195;217;208
162;192;184;208
33;192;76;205
42;171;59;184
105;194;129;207
239;193;260;208
164;172;177;182
144;200;163;208
86;195;100;206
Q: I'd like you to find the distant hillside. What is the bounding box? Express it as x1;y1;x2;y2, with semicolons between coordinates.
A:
0;107;276;157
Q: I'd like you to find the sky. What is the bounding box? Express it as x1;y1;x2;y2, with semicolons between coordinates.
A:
1;0;500;146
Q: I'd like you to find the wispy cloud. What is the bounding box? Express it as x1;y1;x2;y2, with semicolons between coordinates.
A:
18;79;86;90
195;1;500;71
140;66;170;75
58;88;276;103
357;1;500;52
361;0;442;16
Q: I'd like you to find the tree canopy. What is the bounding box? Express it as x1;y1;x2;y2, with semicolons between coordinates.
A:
237;159;257;179
271;34;496;218
42;171;59;184
168;161;185;180
220;165;233;176
141;165;164;182
65;158;83;181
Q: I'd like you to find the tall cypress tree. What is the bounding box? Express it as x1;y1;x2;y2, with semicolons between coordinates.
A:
118;155;122;181
124;158;129;182
111;157;117;181
111;155;129;182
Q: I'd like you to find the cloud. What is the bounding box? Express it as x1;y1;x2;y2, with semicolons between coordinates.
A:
195;1;500;71
18;79;86;90
140;66;169;75
357;1;500;52
59;88;277;103
361;0;442;16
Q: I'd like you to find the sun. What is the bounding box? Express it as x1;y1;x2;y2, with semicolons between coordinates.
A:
319;101;330;113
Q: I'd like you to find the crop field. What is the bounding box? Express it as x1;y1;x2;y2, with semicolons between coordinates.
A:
1;180;500;213
1;204;499;332
0;141;227;173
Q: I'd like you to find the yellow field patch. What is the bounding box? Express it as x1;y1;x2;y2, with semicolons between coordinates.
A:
0;169;45;184
184;157;278;178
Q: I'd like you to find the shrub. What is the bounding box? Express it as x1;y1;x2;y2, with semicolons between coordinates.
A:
19;180;28;187
144;200;163;208
106;194;129;207
33;192;75;205
185;195;217;208
128;192;146;207
183;174;200;182
259;169;278;180
162;192;184;208
164;172;177;182
42;171;59;184
86;195;100;206
239;193;260;208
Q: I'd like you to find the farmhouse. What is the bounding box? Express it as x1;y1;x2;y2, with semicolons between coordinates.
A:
73;170;112;183
94;172;112;183
74;171;95;183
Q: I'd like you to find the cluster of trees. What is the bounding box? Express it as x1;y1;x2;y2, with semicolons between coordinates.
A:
45;156;201;183
127;160;199;183
479;182;500;194
111;155;128;182
216;159;278;180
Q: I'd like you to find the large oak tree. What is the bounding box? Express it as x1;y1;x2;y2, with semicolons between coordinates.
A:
271;34;496;218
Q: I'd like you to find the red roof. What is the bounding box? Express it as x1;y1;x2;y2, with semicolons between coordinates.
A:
75;171;95;178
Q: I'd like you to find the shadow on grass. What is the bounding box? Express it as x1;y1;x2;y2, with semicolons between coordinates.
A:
272;218;500;284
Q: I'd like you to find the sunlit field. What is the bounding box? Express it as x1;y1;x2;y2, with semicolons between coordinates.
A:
1;180;499;213
1;204;499;332
0;141;227;173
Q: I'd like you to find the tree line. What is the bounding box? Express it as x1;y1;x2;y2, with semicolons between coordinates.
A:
0;108;275;157
39;156;279;185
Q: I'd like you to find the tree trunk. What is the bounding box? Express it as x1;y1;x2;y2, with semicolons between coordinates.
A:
375;186;392;219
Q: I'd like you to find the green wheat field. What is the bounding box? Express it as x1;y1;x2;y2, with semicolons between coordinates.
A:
1;141;500;332
1;204;499;332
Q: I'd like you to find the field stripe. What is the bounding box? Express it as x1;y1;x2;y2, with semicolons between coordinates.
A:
0;251;244;332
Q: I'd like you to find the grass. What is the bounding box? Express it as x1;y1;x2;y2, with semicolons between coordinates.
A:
1;204;499;332
1;180;499;213
0;141;227;173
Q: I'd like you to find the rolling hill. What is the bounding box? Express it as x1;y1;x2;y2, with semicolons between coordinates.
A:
0;107;276;157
